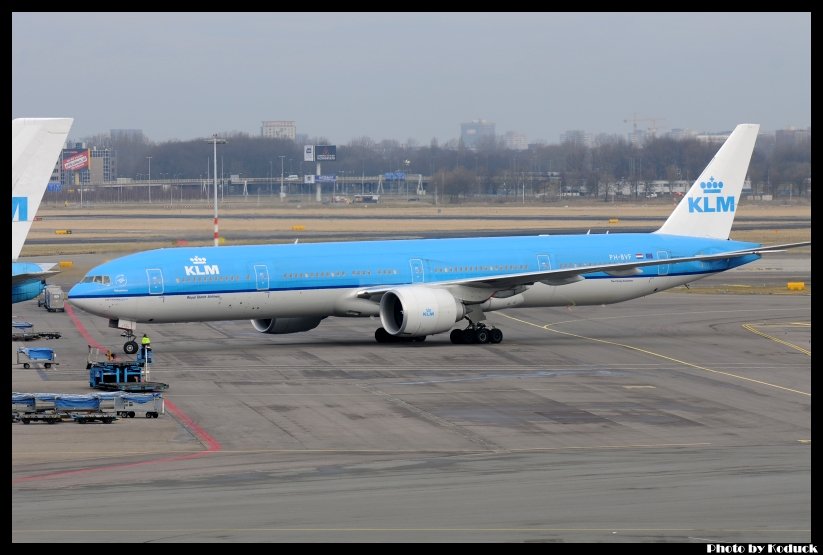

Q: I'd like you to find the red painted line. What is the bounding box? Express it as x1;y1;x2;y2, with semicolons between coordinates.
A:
13;304;224;484
65;303;105;351
164;398;221;452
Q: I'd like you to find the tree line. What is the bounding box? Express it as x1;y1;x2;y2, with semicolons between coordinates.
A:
80;130;810;201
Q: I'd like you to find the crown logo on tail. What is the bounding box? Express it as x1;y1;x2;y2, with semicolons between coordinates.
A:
700;177;724;194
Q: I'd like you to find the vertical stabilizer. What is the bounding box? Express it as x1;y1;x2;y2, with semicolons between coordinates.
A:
12;117;74;260
655;123;759;239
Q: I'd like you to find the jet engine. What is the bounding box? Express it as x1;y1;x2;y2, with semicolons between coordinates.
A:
251;317;324;334
379;287;464;337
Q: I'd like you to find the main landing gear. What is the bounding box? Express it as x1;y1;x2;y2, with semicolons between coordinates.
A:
121;331;139;354
449;321;503;345
372;320;504;345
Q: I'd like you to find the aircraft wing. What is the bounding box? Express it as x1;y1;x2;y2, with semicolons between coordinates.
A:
355;241;810;301
11;262;60;285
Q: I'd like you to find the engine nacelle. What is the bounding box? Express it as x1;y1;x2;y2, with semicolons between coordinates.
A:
379;287;464;337
251;317;324;334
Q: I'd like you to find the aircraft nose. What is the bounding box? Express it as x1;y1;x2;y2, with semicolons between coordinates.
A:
67;282;80;299
67;283;93;311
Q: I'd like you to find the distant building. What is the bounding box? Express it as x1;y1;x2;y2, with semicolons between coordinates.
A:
59;143;115;184
695;132;731;144
261;120;297;140
592;133;623;146
628;129;647;147
502;131;528;151
90;147;115;182
775;127;811;147
560;130;591;148
460;119;495;150
666;128;697;141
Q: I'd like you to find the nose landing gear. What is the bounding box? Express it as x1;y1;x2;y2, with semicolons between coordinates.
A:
121;331;139;354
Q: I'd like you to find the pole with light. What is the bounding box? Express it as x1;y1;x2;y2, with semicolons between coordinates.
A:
146;156;152;203
279;155;285;201
205;135;227;246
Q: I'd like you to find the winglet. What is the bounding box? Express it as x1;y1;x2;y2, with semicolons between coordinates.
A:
655;123;759;239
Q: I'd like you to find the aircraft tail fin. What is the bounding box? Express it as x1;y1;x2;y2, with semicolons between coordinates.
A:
655;123;759;239
12;117;74;260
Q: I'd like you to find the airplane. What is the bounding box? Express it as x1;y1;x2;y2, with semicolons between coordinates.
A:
12;117;74;303
68;123;810;353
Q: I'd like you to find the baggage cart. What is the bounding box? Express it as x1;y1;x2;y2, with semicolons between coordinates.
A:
16;346;58;369
11;321;61;341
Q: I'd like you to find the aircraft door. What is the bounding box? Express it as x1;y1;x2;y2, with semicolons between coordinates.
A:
537;254;552;271
146;269;164;295
410;258;424;283
254;264;270;290
656;251;670;275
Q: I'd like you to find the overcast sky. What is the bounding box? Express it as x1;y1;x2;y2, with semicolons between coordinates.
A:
12;12;811;146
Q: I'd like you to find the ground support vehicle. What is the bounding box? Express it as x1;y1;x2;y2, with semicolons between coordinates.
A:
87;346;167;392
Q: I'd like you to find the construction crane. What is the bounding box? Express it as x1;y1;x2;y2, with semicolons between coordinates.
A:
624;114;666;140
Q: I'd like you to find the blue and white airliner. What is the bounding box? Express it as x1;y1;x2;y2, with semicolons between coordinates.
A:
12;117;74;303
68;124;809;353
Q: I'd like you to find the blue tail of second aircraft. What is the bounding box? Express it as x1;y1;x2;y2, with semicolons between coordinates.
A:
655;123;759;240
12;117;74;260
11;117;73;304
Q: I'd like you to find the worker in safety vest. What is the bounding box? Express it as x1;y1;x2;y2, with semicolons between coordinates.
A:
140;333;151;357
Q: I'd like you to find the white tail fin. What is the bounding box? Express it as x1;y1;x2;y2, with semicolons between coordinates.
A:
11;117;73;260
655;123;759;239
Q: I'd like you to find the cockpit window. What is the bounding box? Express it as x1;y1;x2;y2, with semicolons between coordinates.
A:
80;275;111;285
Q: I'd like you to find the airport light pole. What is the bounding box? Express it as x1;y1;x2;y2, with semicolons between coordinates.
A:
146;156;152;203
279;155;285;202
269;160;273;196
205;135;227;246
404;159;411;200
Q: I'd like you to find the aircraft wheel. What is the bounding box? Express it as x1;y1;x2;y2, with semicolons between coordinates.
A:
23;363;30;369
475;328;490;344
462;329;476;344
489;328;503;344
450;329;464;344
124;341;138;354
